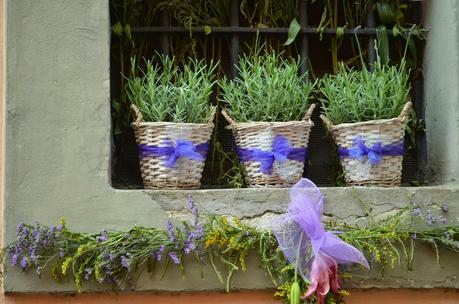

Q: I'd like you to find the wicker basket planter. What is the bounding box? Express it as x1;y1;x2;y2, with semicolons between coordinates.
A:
131;104;214;189
222;104;315;188
320;102;412;187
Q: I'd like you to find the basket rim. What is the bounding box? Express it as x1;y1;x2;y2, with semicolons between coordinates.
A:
130;120;213;129
226;119;312;131
323;115;404;131
320;101;412;132
221;103;316;130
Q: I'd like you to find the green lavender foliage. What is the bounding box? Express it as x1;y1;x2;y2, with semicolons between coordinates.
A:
125;55;217;123
319;49;411;124
219;52;314;122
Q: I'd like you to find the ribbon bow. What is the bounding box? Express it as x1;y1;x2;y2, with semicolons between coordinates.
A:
237;135;306;175
138;139;209;168
338;136;404;165
273;179;369;304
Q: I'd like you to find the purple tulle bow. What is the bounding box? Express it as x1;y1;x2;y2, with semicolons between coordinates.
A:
138;139;209;168
272;179;369;286
338;135;404;165
237;135;307;175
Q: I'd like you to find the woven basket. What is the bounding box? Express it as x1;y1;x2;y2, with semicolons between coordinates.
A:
222;104;315;188
320;102;412;187
131;104;214;189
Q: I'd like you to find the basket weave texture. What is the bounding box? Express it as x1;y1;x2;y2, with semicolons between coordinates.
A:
320;102;412;187
131;104;214;189
222;104;315;188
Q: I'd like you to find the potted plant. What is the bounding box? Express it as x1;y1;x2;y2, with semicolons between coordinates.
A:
126;55;217;189
319;48;412;187
220;51;315;187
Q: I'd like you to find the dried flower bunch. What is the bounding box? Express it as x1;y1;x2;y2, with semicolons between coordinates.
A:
2;198;457;304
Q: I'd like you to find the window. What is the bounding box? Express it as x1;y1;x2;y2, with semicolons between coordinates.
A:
109;0;425;189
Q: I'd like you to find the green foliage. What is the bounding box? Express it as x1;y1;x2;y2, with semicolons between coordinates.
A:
319;45;411;124
125;55;217;123
219;51;314;122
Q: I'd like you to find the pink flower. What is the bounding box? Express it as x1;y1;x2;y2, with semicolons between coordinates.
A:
301;253;340;304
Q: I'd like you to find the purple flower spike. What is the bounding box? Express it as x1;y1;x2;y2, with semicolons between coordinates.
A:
120;255;131;270
188;195;194;210
412;207;422;217
169;252;180;264
56;224;63;232
427;209;435;225
96;229;108;242
20;256;28;269
441;203;448;213
11;254;19;266
16;223;24;234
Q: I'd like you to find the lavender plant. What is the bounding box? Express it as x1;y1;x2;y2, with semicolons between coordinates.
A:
319;42;411;124
126;55;217;123
219;51;314;122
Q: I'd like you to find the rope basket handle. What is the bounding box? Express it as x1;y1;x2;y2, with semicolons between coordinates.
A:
130;104;144;126
320;114;334;131
221;109;237;127
398;101;413;124
303;103;316;123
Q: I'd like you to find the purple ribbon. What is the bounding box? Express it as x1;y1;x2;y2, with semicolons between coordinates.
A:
138;139;209;168
237;135;307;175
273;179;369;284
338;136;404;165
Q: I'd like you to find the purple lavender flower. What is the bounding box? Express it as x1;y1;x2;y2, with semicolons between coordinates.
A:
120;255;131;270
167;221;176;242
16;223;24;234
32;224;40;240
412;207;422;217
20;256;28;269
14;243;22;255
50;226;56;234
11;254;19;266
84;268;93;280
156;245;165;261
188;195;194;210
56;224;63;232
185;241;196;254
441;202;448;213
30;248;37;262
109;253;115;261
96;229;108;243
427;209;436;225
169;252;180;264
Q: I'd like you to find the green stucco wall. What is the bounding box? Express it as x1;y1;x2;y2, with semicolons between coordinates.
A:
3;0;459;293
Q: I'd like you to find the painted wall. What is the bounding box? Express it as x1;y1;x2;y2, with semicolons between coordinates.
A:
1;0;458;303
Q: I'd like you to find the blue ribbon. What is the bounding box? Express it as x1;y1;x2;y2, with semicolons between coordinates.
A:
338;136;404;165
138;139;209;168
237;135;307;175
